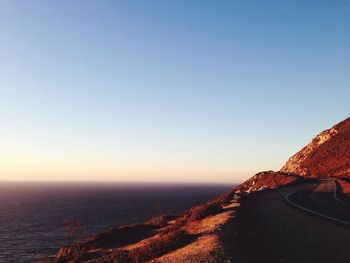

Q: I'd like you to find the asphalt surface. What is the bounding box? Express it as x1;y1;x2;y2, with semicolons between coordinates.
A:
224;181;350;263
285;180;350;225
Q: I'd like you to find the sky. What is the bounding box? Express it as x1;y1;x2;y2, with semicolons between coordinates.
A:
0;1;349;183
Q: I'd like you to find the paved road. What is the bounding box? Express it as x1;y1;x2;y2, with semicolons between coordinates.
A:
224;181;350;263
285;180;350;225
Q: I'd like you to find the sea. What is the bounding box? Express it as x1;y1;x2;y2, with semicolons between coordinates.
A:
0;181;233;262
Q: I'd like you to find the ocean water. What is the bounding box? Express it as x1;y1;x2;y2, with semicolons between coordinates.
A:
0;181;233;262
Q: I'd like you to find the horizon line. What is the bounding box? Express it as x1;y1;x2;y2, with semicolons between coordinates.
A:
0;179;240;185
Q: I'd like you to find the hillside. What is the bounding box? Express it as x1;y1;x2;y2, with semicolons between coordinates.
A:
53;117;350;262
53;169;301;262
281;117;350;178
53;171;302;262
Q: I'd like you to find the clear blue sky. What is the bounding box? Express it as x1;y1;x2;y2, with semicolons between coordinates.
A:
1;1;349;183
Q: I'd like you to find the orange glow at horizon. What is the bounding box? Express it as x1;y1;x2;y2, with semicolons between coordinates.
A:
0;154;258;183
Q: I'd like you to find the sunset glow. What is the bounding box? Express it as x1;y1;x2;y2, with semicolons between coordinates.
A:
1;1;349;183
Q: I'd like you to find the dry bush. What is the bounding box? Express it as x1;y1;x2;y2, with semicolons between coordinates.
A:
146;214;176;227
180;201;223;223
160;200;223;235
189;202;222;221
85;223;154;250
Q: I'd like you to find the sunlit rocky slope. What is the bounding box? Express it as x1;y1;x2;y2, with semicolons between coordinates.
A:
281;117;350;178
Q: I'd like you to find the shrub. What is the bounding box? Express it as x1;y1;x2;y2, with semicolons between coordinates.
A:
146;214;176;227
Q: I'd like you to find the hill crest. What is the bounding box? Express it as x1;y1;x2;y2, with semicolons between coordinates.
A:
281;117;350;178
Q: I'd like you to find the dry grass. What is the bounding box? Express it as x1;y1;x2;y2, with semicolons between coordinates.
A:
102;228;193;263
150;198;239;262
54;186;240;262
151;234;223;263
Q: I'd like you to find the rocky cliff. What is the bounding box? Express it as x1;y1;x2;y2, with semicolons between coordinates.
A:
281;117;350;178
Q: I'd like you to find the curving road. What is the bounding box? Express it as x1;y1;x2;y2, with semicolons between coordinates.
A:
225;180;350;263
285;180;350;225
